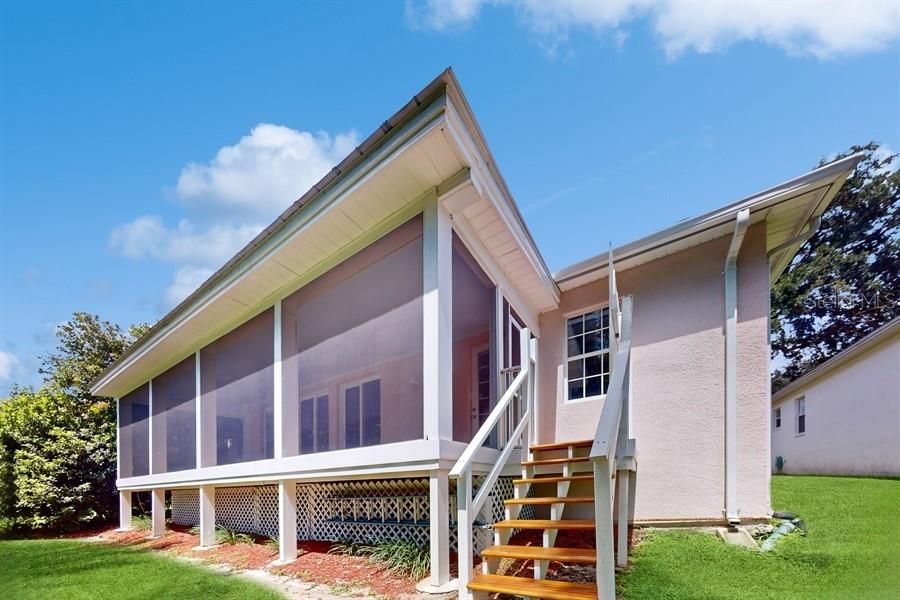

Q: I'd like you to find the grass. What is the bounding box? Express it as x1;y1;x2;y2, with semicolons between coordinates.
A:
0;539;284;600
620;475;900;599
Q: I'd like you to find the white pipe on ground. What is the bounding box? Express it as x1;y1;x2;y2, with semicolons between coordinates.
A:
724;208;750;526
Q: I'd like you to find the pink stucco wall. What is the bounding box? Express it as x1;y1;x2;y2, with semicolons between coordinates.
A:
538;224;772;522
771;334;900;476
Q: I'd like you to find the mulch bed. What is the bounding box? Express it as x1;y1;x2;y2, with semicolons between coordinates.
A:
271;541;418;598
94;525;418;598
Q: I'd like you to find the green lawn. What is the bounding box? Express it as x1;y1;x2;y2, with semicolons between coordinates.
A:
620;475;900;599
0;539;284;600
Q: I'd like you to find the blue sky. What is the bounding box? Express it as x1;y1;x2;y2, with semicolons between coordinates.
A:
1;0;899;393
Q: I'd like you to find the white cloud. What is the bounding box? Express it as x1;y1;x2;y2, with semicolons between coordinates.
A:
408;0;900;59
164;266;215;307
0;351;23;382
652;1;900;59
110;216;262;267
405;0;483;30
111;123;358;308
176;123;358;217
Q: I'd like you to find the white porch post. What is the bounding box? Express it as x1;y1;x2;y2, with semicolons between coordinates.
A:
273;300;291;459
422;191;453;442
150;488;165;538
277;480;298;563
593;461;615;600
616;470;630;567
427;470;450;588
118;491;132;530
456;470;474;600
198;484;216;547
194;351;202;468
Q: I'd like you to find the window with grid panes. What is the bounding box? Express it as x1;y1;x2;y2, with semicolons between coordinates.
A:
566;308;611;401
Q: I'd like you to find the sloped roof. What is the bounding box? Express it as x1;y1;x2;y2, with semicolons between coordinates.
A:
773;317;900;403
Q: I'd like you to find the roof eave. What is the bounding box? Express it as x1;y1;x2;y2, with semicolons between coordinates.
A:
553;153;864;288
90;69;457;396
772;317;900;403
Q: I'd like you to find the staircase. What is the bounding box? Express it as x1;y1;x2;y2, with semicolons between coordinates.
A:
468;439;601;600
452;250;636;600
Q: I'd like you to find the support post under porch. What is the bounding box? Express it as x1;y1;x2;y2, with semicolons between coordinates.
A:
276;479;298;564
198;484;216;547
118;490;132;531
417;469;453;593
150;488;165;538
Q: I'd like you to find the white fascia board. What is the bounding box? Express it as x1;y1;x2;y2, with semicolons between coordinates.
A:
554;153;863;290
92;96;448;398
442;99;560;309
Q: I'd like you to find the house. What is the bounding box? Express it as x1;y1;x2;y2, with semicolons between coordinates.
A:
772;317;900;478
90;69;861;599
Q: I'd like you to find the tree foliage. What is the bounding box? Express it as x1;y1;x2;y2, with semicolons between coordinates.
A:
0;313;148;531
771;143;899;389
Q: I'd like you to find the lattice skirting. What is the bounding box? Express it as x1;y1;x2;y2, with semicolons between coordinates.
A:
168;475;528;554
171;488;200;526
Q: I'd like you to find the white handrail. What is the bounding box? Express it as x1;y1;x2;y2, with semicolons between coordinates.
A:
590;294;633;600
453;327;532;600
590;339;631;464
449;366;528;478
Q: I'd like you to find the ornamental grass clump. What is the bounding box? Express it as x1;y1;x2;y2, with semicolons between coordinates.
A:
366;539;430;581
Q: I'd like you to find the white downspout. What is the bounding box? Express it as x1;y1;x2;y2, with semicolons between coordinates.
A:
724;208;750;526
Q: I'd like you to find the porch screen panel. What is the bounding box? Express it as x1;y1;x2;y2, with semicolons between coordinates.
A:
282;216;424;455
151;355;196;473
200;308;274;466
119;383;149;478
451;234;495;442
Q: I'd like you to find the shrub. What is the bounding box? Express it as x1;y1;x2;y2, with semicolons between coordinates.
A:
0;386;117;531
0;314;149;533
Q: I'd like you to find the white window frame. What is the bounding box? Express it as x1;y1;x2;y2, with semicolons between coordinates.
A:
299;388;330;454
471;344;492;433
340;374;382;448
795;396;806;436
774;406;782;430
563;303;611;404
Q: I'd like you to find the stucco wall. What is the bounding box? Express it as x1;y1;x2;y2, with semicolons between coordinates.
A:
771;335;900;476
537;223;771;521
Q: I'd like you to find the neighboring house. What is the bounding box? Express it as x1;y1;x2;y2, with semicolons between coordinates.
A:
90;69;861;599
772;318;900;478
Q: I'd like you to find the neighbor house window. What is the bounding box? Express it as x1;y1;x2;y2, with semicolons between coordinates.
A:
796;397;806;435
774;407;782;430
565;308;611;401
345;378;381;448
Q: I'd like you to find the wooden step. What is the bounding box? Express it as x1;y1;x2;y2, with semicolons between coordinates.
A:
514;474;594;485
469;573;597;600
505;496;594;506
530;439;593;452
522;456;591;467
493;519;595;530
481;544;597;564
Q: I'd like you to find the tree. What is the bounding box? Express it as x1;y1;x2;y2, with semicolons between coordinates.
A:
0;314;149;530
772;143;899;389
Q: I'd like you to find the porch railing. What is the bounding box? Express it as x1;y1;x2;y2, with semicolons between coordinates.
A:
450;326;534;596
590;249;637;599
